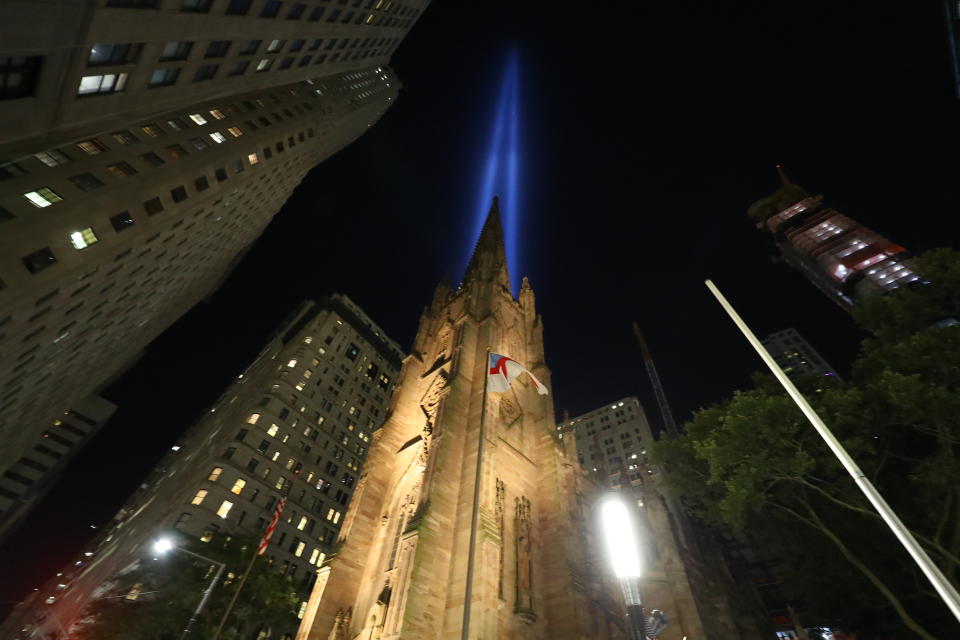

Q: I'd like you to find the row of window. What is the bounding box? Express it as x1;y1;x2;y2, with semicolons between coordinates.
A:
107;0;421;26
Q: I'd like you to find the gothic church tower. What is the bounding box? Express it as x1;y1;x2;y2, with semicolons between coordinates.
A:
297;200;623;640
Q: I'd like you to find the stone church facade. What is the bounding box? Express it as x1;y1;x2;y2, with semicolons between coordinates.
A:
296;200;631;640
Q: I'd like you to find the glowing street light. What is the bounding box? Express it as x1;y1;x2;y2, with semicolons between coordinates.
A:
151;536;226;640
600;495;647;640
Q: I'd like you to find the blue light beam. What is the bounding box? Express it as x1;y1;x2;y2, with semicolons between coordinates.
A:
466;52;522;293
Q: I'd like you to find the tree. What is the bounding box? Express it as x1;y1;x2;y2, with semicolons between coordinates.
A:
654;250;960;638
73;534;301;640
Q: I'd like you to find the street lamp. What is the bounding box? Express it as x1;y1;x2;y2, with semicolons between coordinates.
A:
600;495;647;640
152;537;226;640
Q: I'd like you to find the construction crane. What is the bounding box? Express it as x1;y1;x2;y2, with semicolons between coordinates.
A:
632;322;680;440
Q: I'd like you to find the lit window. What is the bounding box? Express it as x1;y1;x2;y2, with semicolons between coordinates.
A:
148;68;180;87
23;188;62;208
189;113;207;125
208;467;223;481
303;336;313;344
272;451;280;461
34;150;71;167
111;130;139;145
287;359;298;368
325;509;341;524
76;139;108;155
217;500;233;518
267;424;279;436
247;413;260;424
106;161;138;177
209;131;226;143
267;39;285;52
227;126;243;137
209;108;227;120
247;152;260;165
192;489;208;505
309;548;320;564
141;123;165;137
297;516;308;530
231;478;246;494
294;541;305;557
255;58;273;72
69;227;99;250
166;117;187;131
77;73;128;96
160;41;193;61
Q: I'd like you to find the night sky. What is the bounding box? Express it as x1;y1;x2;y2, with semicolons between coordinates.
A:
3;0;960;616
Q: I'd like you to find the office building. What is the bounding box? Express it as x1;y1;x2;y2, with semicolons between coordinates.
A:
747;168;919;312
0;395;118;543
761;328;837;379
0;293;403;638
0;0;429;520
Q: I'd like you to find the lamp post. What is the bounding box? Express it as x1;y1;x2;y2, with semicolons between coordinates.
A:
152;537;227;640
599;495;647;640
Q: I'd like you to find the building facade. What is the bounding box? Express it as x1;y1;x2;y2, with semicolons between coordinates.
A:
0;293;403;638
298;201;632;640
761;328;837;379
0;0;429;519
0;395;118;543
747;169;919;312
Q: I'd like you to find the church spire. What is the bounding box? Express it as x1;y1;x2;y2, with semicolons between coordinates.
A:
463;196;510;289
776;163;792;185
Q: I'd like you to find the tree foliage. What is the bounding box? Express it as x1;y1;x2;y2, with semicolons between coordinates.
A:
654;249;960;639
72;534;301;640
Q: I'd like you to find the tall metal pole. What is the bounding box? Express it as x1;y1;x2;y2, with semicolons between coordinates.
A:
461;346;491;640
176;548;227;640
211;546;259;640
705;279;960;624
632;322;679;439
621;578;648;640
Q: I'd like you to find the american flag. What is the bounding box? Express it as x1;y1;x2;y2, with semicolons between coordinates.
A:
257;495;287;556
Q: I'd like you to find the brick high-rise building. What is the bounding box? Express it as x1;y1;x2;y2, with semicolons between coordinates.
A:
0;0;429;519
297;200;631;639
747;168;919;312
0;293;403;638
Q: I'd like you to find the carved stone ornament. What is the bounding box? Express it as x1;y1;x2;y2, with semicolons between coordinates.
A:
515;496;536;622
419;370;449;437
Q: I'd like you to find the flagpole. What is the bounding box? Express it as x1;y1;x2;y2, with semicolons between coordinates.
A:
705;279;960;624
211;545;258;640
462;346;491;640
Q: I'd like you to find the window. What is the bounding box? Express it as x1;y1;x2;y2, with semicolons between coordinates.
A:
192;489;208;505
290;39;305;53
288;3;306;19
231;478;246;494
88;43;141;66
189;136;209;151
35;150;71;167
308;7;324;21
308;38;323;50
164;144;189;159
228;60;249;76
68;173;104;191
223;447;237;460
77;72;128;96
217;500;233;518
0;161;26;179
189;112;208;125
69;227;99;250
170;186;188;202
227;126;243;137
105;0;159;6
148;68;180;87
209;108;227;120
1;56;44;100
106;162;138;178
238;39;261;55
298;55;313;66
247;152;260;165
209;131;226;143
195;175;210;191
246;458;259;472
208;467;223;481
140;123;165;138
327;8;341;22
77;139;108;155
247;413;261;425
279;57;294;70
205;40;231;58
267;424;279;436
263;146;273;159
260;0;282;18
181;0;213;12
160;41;193;61
166;117;187;131
193;64;218;81
111;130;139;145
110;211;135;231
215;167;227;181
139;151;165;167
23;247;57;273
267;39;285;53
143;197;164;215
